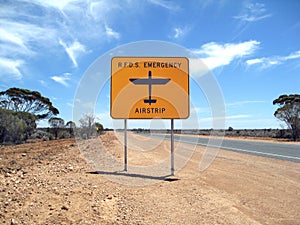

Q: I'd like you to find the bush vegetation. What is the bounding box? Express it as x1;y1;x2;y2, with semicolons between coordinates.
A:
0;108;36;144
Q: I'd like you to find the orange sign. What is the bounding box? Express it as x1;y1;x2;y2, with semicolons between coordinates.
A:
111;57;189;119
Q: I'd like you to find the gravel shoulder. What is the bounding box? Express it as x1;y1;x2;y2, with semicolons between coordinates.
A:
1;132;299;224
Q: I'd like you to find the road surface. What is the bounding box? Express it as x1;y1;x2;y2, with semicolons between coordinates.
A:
144;133;300;163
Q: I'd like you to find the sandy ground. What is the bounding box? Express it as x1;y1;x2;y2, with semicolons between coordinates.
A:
1;132;300;224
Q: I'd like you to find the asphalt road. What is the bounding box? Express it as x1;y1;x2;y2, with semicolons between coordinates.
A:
146;133;300;163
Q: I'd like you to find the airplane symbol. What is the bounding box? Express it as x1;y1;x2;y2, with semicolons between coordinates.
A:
129;71;170;105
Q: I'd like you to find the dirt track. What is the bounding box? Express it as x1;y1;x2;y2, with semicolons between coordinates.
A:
1;132;300;224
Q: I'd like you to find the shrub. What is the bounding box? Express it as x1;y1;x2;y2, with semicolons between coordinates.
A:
58;131;71;139
0;108;36;144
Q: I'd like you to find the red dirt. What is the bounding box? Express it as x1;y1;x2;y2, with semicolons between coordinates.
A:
1;132;299;224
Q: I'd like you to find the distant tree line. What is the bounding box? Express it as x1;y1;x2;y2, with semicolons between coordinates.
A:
47;115;104;140
1;87;298;143
0;87;104;144
0;87;59;144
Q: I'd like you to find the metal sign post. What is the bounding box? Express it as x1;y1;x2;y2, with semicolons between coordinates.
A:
124;119;128;171
171;119;175;176
111;57;189;177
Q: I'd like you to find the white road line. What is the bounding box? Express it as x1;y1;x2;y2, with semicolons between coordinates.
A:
175;139;300;161
147;134;300;161
218;145;300;160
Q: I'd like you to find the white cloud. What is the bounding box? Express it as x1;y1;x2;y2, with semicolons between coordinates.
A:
190;40;260;74
31;0;79;11
88;1;121;21
104;24;121;40
27;0;123;43
174;28;183;39
0;0;122;80
226;100;266;107
0;19;56;55
0;12;56;81
147;0;180;11
172;26;190;39
246;50;300;69
192;114;252;129
0;27;28;54
51;72;72;87
285;50;300;60
59;40;86;67
246;58;263;65
226;115;251;119
200;114;251;122
234;2;272;22
0;57;24;80
39;80;48;87
0;0;183;80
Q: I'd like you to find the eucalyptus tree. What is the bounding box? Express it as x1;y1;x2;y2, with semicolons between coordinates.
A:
273;94;300;141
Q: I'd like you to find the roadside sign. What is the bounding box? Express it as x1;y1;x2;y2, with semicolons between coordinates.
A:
111;57;189;119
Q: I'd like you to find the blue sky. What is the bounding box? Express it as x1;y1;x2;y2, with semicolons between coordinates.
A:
0;0;299;129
